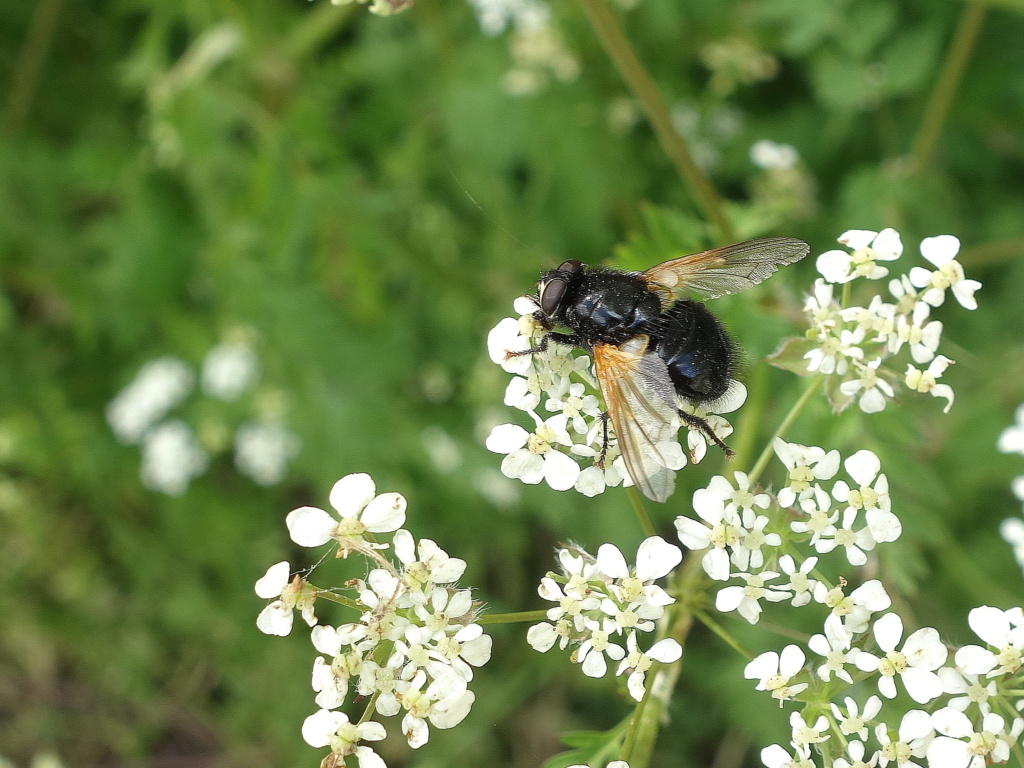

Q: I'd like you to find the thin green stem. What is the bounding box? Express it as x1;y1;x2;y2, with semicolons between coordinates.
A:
314;590;362;611
285;1;358;61
576;0;735;244
746;375;823;487
909;2;987;174
2;0;63;137
357;692;381;726
627;486;658;537
694;609;753;660
478;609;550;625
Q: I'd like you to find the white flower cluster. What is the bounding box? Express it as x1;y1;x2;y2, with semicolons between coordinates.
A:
526;537;684;702
757;604;1024;768
674;439;899;624
486;297;740;497
329;0;412;17
257;473;493;765
105;340;300;494
773;228;981;415
998;404;1024;573
464;0;579;95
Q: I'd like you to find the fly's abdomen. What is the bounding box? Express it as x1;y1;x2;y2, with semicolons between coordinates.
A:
653;300;735;404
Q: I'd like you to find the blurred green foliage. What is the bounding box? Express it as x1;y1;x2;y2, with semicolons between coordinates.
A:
1;0;1024;766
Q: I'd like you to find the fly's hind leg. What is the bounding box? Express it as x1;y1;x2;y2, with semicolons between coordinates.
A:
677;408;736;458
504;330;581;361
595;411;610;468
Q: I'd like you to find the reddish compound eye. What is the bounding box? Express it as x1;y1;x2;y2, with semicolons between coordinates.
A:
539;277;569;316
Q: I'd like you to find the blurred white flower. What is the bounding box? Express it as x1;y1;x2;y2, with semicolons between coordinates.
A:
750;139;799;170
107;357;194;444
998;404;1024;456
139;419;208;495
201;341;259;400
234;422;300;486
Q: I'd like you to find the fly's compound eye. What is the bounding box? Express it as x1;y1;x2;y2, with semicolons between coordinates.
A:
556;259;583;274
539;277;569;317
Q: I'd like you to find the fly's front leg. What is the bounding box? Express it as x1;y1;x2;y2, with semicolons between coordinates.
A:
505;331;581;360
677;409;736;457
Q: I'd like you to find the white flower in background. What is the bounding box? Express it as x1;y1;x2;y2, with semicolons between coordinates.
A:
201;341;259;400
928;708;1023;768
817;228;903;284
937;666;996;715
840;358;895;414
107;356;194;444
717;570;788;624
286;473;406;551
804;325;865;376
617;633;682;701
569;763;629;768
744;644;808;702
832;450;901;544
831;695;882;740
1000;516;1024;573
788;711;829;748
833;740;877;768
750;139;799;170
774;439;840;507
234;422;300;486
905;356;955;412
955;605;1024;677
875;710;933;766
255;561;317;636
889;301;942;364
776;555;818;607
809;614;858;683
854;612;946;703
139;419;209;495
998;404;1024;456
760;743;813;768
909;235;981;310
675;486;741;581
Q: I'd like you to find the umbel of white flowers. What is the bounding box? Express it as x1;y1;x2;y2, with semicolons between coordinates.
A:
256;473;493;766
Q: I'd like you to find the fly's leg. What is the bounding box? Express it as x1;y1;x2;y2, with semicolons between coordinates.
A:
595;411;610;468
505;331;581;360
677;409;736;457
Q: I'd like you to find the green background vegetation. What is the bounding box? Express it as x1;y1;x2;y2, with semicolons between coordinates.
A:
2;0;1024;766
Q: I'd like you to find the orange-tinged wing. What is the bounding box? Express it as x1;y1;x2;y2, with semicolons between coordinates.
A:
593;338;679;503
641;237;809;303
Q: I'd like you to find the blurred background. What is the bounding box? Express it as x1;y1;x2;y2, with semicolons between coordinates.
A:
2;0;1024;766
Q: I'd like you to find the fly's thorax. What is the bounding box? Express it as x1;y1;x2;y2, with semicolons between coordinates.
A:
561;270;663;345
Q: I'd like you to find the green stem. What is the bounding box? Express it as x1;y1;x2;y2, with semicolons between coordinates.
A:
627;486;658;537
478;609;550;625
694;609;754;660
2;0;63;137
576;0;735;244
746;375;822;487
314;590;362;611
909;2;987;174
285;1;358;61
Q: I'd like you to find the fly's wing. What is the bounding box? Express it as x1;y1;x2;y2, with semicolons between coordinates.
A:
593;338;680;503
641;237;809;303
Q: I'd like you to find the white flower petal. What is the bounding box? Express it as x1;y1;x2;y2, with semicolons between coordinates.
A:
329;473;376;517
286;506;337;547
255;561;291;599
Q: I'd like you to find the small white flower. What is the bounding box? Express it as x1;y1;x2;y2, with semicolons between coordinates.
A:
617;633;682;701
809;614;858;684
831;695;882;740
905;356;955;412
909;235;981;310
201;341;259;400
833;740;878;768
286;473;407;551
955;605;1024;677
255;561;317;636
997;404;1024;456
875;710;933;767
776;555;819;607
106;357;194;444
928;708;1024;768
840;359;895;414
789;710;829;747
937;666;996;714
487;316;535;374
139;419;209;495
805;326;865;376
744;644;808;703
774;439;840;508
486;415;581;491
718;571;788;624
832;450;900;544
817;228;903;284
889;301;942;364
760;743;813;768
675;487;741;581
854;613;947;702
